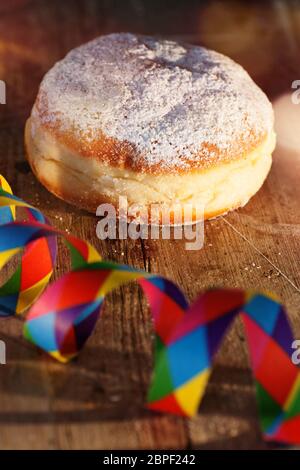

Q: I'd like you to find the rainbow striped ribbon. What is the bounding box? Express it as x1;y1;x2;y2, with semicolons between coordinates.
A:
0;175;299;445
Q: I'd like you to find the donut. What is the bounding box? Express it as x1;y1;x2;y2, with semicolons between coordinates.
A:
25;33;275;223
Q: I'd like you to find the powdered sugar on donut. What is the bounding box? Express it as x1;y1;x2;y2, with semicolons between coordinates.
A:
33;33;274;170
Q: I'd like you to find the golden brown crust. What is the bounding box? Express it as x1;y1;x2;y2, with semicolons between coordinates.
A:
25;125;205;222
25;118;274;223
25;147;231;221
34;93;267;175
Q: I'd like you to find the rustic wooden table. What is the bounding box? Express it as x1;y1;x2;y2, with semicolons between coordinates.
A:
0;0;299;450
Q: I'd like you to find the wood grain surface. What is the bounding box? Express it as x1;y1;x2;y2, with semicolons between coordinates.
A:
0;0;299;449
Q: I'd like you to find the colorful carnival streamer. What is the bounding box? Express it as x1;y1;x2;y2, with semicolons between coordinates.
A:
0;175;299;445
